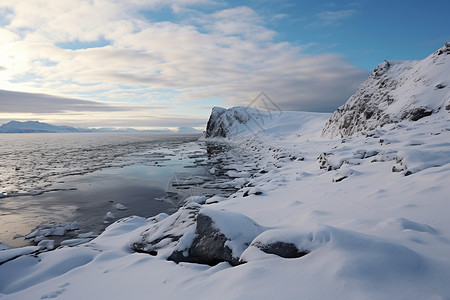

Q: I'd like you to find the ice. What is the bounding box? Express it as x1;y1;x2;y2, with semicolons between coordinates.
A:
105;212;115;220
23;221;80;243
226;170;251;178
60;238;90;247
0;246;41;264
37;240;55;250
76;232;98;239
0;133;200;195
114;203;127;210
0;243;11;251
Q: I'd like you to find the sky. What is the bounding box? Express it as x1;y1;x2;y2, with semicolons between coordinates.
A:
0;0;449;130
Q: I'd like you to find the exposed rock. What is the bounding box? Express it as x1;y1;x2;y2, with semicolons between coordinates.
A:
253;241;309;259
318;153;344;171
205;107;227;138
188;214;235;266
131;205;264;266
204;106;274;138
403;107;433;121
187;209;264;266
322;43;450;138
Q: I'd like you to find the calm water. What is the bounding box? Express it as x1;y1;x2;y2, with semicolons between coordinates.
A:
0;132;212;247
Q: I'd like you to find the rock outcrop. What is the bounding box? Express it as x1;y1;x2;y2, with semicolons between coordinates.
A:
204;106;274;138
322;43;450;139
131;205;264;266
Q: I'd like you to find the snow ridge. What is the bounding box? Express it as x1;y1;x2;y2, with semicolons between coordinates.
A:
322;43;450;138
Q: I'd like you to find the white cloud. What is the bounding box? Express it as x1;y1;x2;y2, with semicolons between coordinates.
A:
0;1;368;128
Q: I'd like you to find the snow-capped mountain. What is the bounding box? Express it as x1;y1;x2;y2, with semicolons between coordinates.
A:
0;121;88;133
322;43;450;138
0;121;184;133
174;127;202;133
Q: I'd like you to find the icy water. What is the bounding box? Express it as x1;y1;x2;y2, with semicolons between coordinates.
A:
0;132;238;248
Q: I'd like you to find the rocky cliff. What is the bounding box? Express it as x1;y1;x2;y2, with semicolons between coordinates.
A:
322;43;450;138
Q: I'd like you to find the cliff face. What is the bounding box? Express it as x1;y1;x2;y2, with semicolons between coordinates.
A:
204;106;268;138
322;43;450;138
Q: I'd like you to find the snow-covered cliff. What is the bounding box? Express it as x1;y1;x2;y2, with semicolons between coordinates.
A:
322;43;450;138
204;106;268;138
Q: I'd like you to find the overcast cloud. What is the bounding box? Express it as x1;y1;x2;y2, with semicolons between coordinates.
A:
0;1;368;128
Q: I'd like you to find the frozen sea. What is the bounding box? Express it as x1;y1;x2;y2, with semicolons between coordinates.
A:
0;132;233;248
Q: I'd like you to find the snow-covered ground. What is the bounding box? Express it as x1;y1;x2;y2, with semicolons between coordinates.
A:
1;45;449;299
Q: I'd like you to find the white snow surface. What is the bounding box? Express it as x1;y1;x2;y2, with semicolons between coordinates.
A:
1;47;450;299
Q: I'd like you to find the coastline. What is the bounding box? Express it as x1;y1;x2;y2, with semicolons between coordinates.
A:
1;106;449;299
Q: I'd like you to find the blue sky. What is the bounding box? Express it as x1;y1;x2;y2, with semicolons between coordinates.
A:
0;0;448;129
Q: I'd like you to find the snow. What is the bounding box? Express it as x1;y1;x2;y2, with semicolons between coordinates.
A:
1;45;450;299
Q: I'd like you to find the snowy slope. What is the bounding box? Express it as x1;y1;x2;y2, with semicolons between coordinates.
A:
322;43;450;138
0;121;86;133
1;46;450;300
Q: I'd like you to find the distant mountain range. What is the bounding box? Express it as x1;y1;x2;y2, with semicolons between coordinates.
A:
0;121;202;134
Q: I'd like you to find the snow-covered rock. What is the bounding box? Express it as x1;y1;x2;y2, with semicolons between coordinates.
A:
188;208;264;266
204;106;280;138
131;203;264;266
322;43;450;138
131;203;201;259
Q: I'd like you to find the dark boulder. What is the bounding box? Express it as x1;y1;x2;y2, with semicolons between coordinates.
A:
254;241;309;259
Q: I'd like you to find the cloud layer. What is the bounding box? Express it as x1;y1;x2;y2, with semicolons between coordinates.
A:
0;1;368;127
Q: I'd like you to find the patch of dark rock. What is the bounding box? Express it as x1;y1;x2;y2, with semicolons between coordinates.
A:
392;165;405;173
435;83;446;89
244;189;263;197
254;242;309;259
188;214;240;266
318;153;338;171
332;176;348;182
131;234;182;255
405;107;433;121
404;171;413;176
